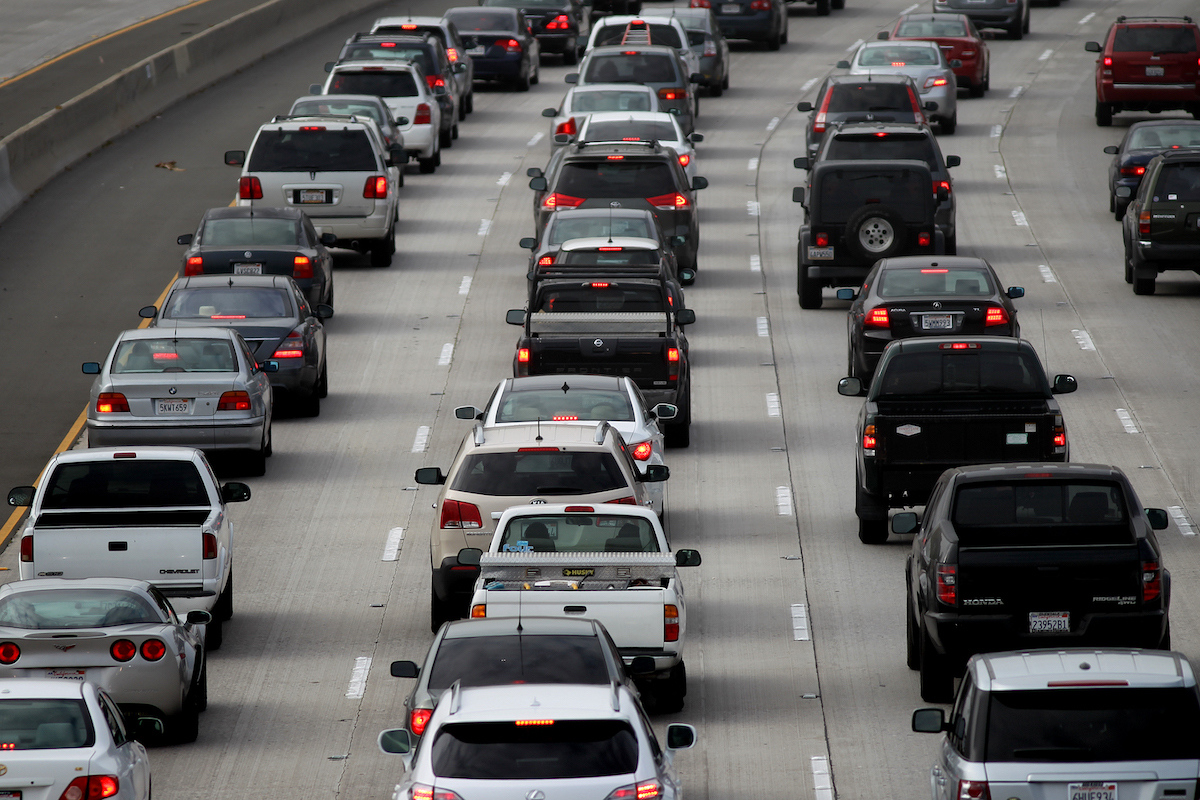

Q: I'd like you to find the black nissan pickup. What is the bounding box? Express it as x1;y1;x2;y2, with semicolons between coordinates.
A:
899;462;1172;702
838;337;1077;544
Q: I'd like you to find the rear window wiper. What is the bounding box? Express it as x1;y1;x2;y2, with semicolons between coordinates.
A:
535;485;585;494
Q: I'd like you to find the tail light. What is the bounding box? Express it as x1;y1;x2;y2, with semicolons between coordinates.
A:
110;640;137;662
607;782;663;799
934;180;951;196
690;0;712;6
647;192;689;210
471;604;487;618
140;639;167;661
517;347;531;363
0;642;19;665
410;708;433;736
958;780;990;800
658;87;687;101
97;393;130;413
678;153;690;168
631;442;653;461
918;232;932;247
543;193;586;209
937;564;957;606
292;255;313;280
610;496;638;505
1004;0;1016;4
424;75;446;90
546;14;570;29
19;536;32;563
273;329;306;359
238;176;263;200
1139;210;1152;236
440;498;483;529
1142;561;1162;603
664;604;680;641
414;103;432;125
906;84;926;122
447;47;459;61
815;232;829;247
667;347;680;362
184;255;204;276
203;532;219;560
865;308;889;328
813;88;833;133
556;117;577;136
960;50;975;57
58;777;119;800
750;0;771;8
1053;416;1066;448
984;306;1009;327
1119;166;1145;176
505;38;522;53
537;256;553;266
1103;56;1113;67
862;424;876;454
217;391;252;411
363;175;388;199
409;786;464;800
923;76;949;90
703;39;717;57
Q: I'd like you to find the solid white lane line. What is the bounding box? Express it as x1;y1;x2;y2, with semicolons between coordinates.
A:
994;165;1007;179
847;38;864;51
776;486;793;516
800;77;818;93
1115;409;1139;434
1009;85;1023;99
458;276;472;295
811;756;834;800
1038;264;1057;283
990;124;1003;138
1169;506;1195;536
346;657;372;699
382;527;405;561
1079;12;1095;25
496;172;512;186
1038;49;1053;61
1072;330;1096;351
757;316;769;337
750;255;761;272
748;157;759;171
747;200;760;216
527;131;544;147
438;343;454;366
766;392;780;417
477;219;491;236
901;2;919;13
791;603;811;641
411;425;431;452
1012;210;1028;226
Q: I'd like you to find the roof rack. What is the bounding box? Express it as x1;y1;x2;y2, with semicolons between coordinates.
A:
573;139;661;152
532;265;672;283
621;19;653;45
473;421;486;446
270;114;362;124
1114;15;1193;23
593;420;612;444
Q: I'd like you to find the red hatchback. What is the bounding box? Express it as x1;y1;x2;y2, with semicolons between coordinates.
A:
1086;16;1200;127
884;13;989;97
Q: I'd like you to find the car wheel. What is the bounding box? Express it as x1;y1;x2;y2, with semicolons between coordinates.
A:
245;434;267;477
317;363;329;398
297;389;321;417
466;92;475;113
919;624;955;703
1109;193;1116;213
1159;621;1171;650
653;662;687;713
1023;11;1030;34
439;125;453;148
709;79;723;97
562;40;578;65
780;15;788;44
982;70;990;91
1114;200;1128;221
419;156;437;174
664;392;691;448
831;0;844;8
858;516;888;545
452;123;459;140
1095;101;1113;127
845;204;907;261
1133;276;1156;295
722;72;729;90
189;657;208;713
766;28;781;50
433;147;442;167
530;58;539;85
430;585;453;633
905;592;920;670
371;242;393;268
798;264;823;309
1008;23;1022;40
172;706;200;744
204;618;223;652
815;0;830;15
968;78;985;98
214;572;233;621
940;112;957;135
945;233;957;255
847;343;857;379
1123;247;1134;284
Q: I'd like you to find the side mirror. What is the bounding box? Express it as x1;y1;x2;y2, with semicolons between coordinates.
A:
1146;508;1169;530
1103;145;1119;155
324;62;335;73
628;656;655;675
838;377;864;397
456;547;482;567
666;724;697;750
542;107;557;117
797;101;813;112
82;362;101;374
415;467;446;485
836;60;851;69
133;718;164;743
676;308;696;325
221;482;252;503
892;512;918;535
389;147;409;165
553;133;571;144
565;73;579;84
432;84;448;96
793;156;809;170
1005;286;1024;299
378;728;413;755
224;150;245;167
519;237;538;250
689;72;704;84
506;309;527;326
691;176;707;191
792;187;804;204
674;548;701;567
650;403;678;421
320;232;338;246
454;62;468;73
924;101;938;111
949;59;962;68
1051;374;1077;395
391;660;420;678
186;609;213;625
455;405;484;420
667;107;681;116
315;304;335;319
7;486;35;507
679;268;696;285
529;177;548;191
945;155;961;168
1115;186;1132;198
138;305;157;319
262;361;279;373
177;234;194;246
912;708;948;733
937;185;949;203
876;31;889;40
835;288;856;301
687;132;704;143
526;167;544;178
395;116;410;126
640;464;670;482
672;234;688;245
308;83;323;95
1084;41;1102;53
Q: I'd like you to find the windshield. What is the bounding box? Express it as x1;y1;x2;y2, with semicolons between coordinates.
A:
952;481;1132;546
1113;26;1197;54
560;248;660;265
163;287;293;320
433;720;638;779
584;54;678;84
593;23;683;48
0;589;162;629
248;129;377;172
1127;125;1200;149
450;452;628;495
549;215;654;244
0;700;95;750
817;169;928;224
876;349;1047;397
570;90;653;113
537;285;665;312
897;19;967;37
584;120;679;143
496;387;636;422
826;82;914;113
499;514;659;552
557;161;677;198
1154;163;1200;202
43;460;208;509
427;635;610;690
111;338;237;373
291;100;386;127
877;268;993;297
339;44;434;75
825;133;938;167
858;45;939;67
444;9;517;31
200;217;300;246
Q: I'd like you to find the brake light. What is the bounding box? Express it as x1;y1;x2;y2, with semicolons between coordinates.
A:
556;117;577;136
299;126;326;131
380;42;396;47
0;643;19;665
1103;56;1113;66
606;155;625;160
414;103;431;125
565;506;595;513
553;415;579;420
906;84;925;122
273;329;305;359
667;347;680;362
862;423;876;453
440;498;483;529
1053;419;1066;448
922;268;947;273
1120;166;1145;176
409;786;463;800
518;447;560;452
410;708;433;736
239;176;263;200
958;780;990;800
1142;561;1162;603
937;564;957;606
690;0;712;7
537;256;554;266
140;639;166;661
865;308;889;328
543;193;586;209
750;0;771;8
918;232;931;247
400;23;417;29
591;282;610;287
58;776;119;800
961;51;975;57
505;38;522;53
363;175;388;199
984;306;1008;327
938;342;979;349
202;532;218;560
815;232;829;247
425;75;446;90
1139;210;1152;236
110;640;136;662
923;76;948;90
217;391;251;411
546;14;570;29
610;496;638;505
678;153;690;167
631;442;653;461
658;87;687;101
447;47;459;61
97;393;130;413
664;604;680;641
185;255;204;276
607;783;663;800
813;88;833;133
647;192;689;210
19;536;32;563
934;180;951;195
517;347;531;362
598;246;622;252
293;255;313;279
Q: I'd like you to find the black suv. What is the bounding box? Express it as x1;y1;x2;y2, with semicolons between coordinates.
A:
797;75;935;159
528;140;707;271
1121;149;1200;295
802;122;961;254
793;159;945;309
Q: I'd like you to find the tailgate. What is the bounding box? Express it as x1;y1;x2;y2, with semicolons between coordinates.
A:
876;409;1052;464
527;313;672;384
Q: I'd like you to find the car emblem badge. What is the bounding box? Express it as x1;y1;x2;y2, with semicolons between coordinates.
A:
866;113;874;121
244;251;253;258
897;424;921;437
932;301;942;309
169;387;178;395
526;792;545;800
529;498;547;505
310;171;316;180
594;339;604;347
54;644;76;652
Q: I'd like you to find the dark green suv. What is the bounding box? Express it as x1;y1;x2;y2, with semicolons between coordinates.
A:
1121;149;1200;295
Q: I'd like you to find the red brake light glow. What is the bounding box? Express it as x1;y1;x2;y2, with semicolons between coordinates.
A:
517;347;531;362
610;496;638;505
957;780;990;800
59;776;120;800
646;192;688;210
565;506;594;512
1103;56;1113;67
238;176;263;200
546;14;570;29
273;329;305;359
538;256;554;265
631;442;653;461
815;232;829;247
514;719;555;726
110;640;136;662
293;254;313;279
678;153;690;167
140;639;167;661
938;342;980;350
380;41;396;47
363;175;388;199
556;117;577;136
598;246;622;252
518;447;559;452
401;23;417;29
552;415;579;420
440;498;483;530
591;282;610;288
543;193;586;209
862;424;876;453
606;155;625;160
936;565;957;606
918;232;932;247
667;347;680;362
410;708;433;736
97;393;130;413
505;38;522;52
299;126;326;131
185;255;204;276
865;308;889;328
0;643;19;665
921;268;947;273
217;391;252;411
813;88;833;133
984;306;1009;327
1120;166;1146;176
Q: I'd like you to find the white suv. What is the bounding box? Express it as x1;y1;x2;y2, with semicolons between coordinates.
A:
225;115;402;267
586;16;701;81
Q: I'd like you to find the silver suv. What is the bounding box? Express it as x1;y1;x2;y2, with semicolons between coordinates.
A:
912;648;1200;800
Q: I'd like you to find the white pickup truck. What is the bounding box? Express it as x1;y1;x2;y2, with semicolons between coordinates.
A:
7;447;247;650
460;503;700;712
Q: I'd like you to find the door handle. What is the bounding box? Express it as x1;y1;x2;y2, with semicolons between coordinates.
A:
564;605;587;614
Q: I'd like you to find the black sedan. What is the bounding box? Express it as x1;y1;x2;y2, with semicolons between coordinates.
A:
142;275;332;416
444;7;541;90
483;0;589;64
673;7;730;97
1104;119;1200;221
838;256;1023;382
177;206;336;308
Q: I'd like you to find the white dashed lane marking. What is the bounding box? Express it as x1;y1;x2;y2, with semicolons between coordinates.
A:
748;158;759;171
438;343;454;366
1072;330;1096;351
1079;12;1095;25
747;200;760;216
1009;86;1023;99
411;426;431;452
757;316;769;337
766;392;780;417
776;486;793;516
750;255;761;272
994;165;1006;179
846;38;864;51
381;528;404;561
1038;264;1057;283
811;756;833;800
991;124;1003;138
345;657;372;699
496;172;512;186
766;116;780;131
800;77;818;93
1169;507;1195;536
477;219;491;236
1039;49;1053;61
791;603;811;641
527;131;544;147
1012;210;1028;227
459;276;472;295
1115;409;1139;434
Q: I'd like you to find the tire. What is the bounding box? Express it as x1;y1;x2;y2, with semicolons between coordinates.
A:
458;97;467;121
945;233;957;255
562;40;578;66
316;363;329;398
968;78;984;98
919;624;954;703
858;516;888;545
650;662;687;714
430;585;453;634
815;0;830;15
982;70;990;91
940;112;957;135
396;168;404;188
844;204;907;261
1096;101;1113;127
371;241;393;268
780;16;788;44
530;59;539;85
439;125;452;148
798;263;823;309
831;0;844;8
296;390;320;417
1022;13;1029;34
709;81;723;97
767;30;781;50
172;706;200;744
1133;276;1156;295
452;124;459;141
905;592;920;670
245;427;268;477
1159;622;1171;651
263;422;272;458
515;68;531;91
1008;23;1023;40
1109;193;1116;213
189;658;208;713
204;619;223;652
433;148;441;167
1124;247;1134;284
1114;200;1128;221
722;72;729;90
419;156;437;174
664;390;691;448
213;573;233;621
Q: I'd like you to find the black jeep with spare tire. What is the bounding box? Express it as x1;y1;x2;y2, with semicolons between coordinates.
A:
794;159;946;309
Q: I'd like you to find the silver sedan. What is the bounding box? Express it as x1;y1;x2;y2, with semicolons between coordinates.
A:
843;40;960;134
83;327;275;475
0;578;210;743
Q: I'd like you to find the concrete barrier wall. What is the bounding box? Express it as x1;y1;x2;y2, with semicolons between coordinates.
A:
0;0;388;223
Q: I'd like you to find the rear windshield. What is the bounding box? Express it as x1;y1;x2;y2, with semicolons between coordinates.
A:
0;700;95;750
376;25;445;45
877;268;993;297
432;720;638;779
111;338;237;373
291;100;386;128
163;287;293;320
1127;124;1200;149
593;24;683;49
825;133;938;168
876;349;1047;397
584;54;678;84
1113;26;1197;54
952;481;1132;546
826;83;914;114
986;688;1200;762
496;387;635;422
200;217;301;246
248;129;377;172
427;635;610;690
858;45;939;66
570;90;654;113
0;589;161;629
339;44;435;75
1153;163;1200;202
584;120;678;143
560;249;660;266
548;215;654;244
817;169;928;224
537;285;665;312
556;161;677;198
43;460;208;509
451;452;628;496
897;18;967;37
499;514;659;552
445;9;517;31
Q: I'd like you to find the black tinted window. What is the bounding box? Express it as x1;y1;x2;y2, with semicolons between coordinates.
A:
496;388;636;422
557;162;677;198
1113;26;1197;53
427;635;609;690
432;720;638;779
451;452;628;495
877;350;1047;397
986;688;1200;762
328;71;418;97
877;268;993;297
584;121;678;142
584;54;678;84
538;285;665;312
43;461;207;509
561;249;661;265
445;9;517;31
817;169;928;223
825;133;938;168
249;129;377;171
201;217;301;246
340;44;435;75
593;24;683;48
1153;163;1200;202
291;100;386;128
826;83;914;113
0;700;95;750
548;215;654;243
952;482;1133;546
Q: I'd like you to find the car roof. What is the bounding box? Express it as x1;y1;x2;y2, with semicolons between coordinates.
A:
948;462;1126;481
1153;149;1200;163
1111;15;1196;27
970;649;1195;692
442;616;603;639
828;73;917;85
571;83;655;93
0;678;88;700
471;422;619;450
262;116;378;131
879;256;989;270
831;122;931;136
500;502;657;523
119;326;239;341
811;157;932;175
889;335;1023;353
445;684;629;721
564;141;670;158
2;577;156;595
503;374;625;391
202;205;302;220
349;33;432;44
1127;119;1200;129
374;16;449;26
859;39;939;50
898;12;970;22
52;446;203;464
585;110;676;124
589;43;680;57
595;14;684;26
331;59;420;72
178;275;295;290
560;236;660;251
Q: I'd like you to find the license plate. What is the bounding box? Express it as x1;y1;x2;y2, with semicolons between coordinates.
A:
922;314;952;330
807;246;834;260
1069;782;1116;800
1006;432;1028;445
45;669;85;680
156;400;191;415
468;45;486;55
0;792;21;800
299;189;328;204
1145;66;1165;77
720;3;740;12
1029;611;1070;633
233;263;263;275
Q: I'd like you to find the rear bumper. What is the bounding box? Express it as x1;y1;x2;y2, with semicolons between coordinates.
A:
6;663;186;717
87;417;265;451
402;124;437;159
432;557;482;605
619;648;682;675
535;33;576;52
1100;81;1200;106
715;12;775;40
862;455;1069;511
1133;241;1200;268
639;387;682;409
307;208;393;241
470;55;525;79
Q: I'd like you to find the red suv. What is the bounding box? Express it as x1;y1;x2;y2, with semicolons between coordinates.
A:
1086;16;1200;127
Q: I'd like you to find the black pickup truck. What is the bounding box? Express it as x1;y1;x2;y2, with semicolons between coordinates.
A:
900;463;1172;702
507;279;694;446
838;337;1077;544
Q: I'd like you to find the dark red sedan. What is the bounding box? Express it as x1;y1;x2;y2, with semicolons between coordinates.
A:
884;13;989;98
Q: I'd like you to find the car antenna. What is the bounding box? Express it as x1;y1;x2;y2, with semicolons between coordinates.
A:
560;381;570;394
228;277;234;287
536;416;543;442
608;201;620;243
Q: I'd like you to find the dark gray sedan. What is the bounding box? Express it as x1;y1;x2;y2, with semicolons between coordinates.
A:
672;7;730;96
143;276;331;417
932;0;1028;40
